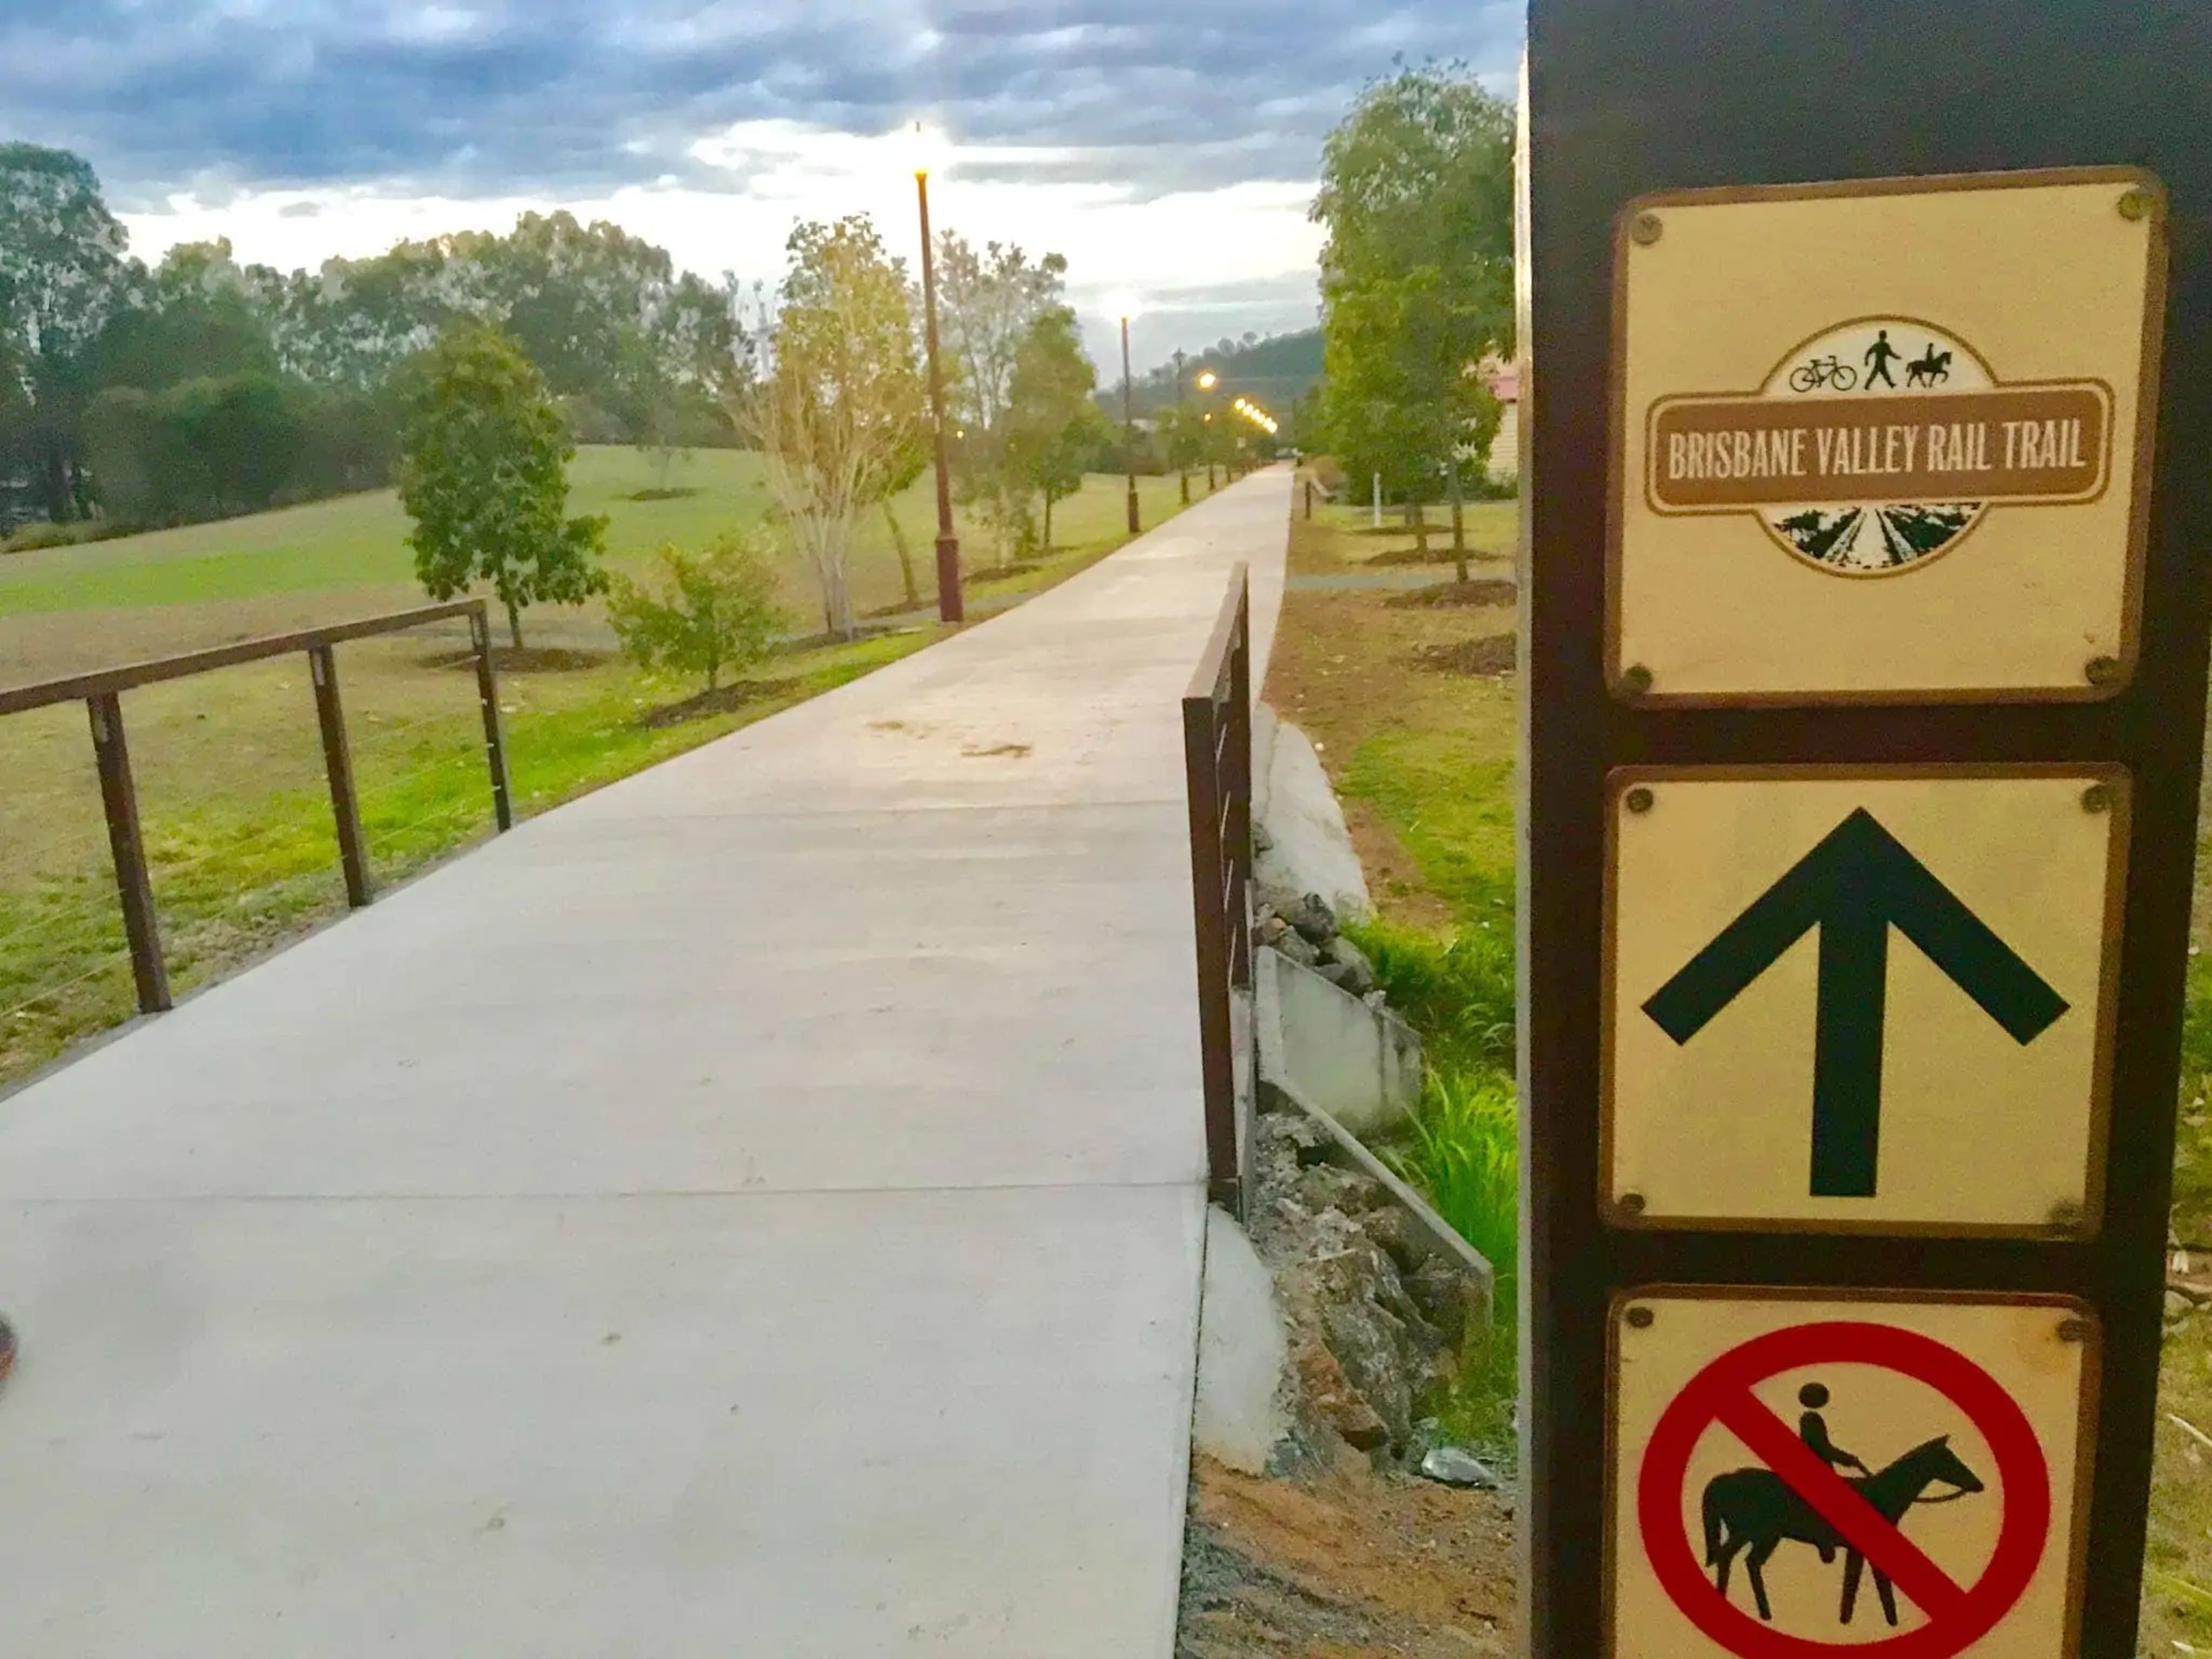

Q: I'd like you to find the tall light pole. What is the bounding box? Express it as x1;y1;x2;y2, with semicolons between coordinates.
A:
914;136;963;624
1121;315;1141;535
1171;349;1191;505
1197;369;1220;492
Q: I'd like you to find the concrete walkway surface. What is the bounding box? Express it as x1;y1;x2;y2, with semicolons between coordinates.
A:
0;474;1289;1656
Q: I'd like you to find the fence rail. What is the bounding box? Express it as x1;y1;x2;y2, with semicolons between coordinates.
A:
0;599;511;1018
1183;561;1254;1214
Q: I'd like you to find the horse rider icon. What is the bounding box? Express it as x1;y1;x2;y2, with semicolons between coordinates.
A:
1864;328;1902;388
1800;1382;1871;1479
1701;1379;1987;1627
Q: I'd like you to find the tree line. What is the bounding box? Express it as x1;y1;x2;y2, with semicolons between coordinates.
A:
1309;63;1516;569
0;143;739;537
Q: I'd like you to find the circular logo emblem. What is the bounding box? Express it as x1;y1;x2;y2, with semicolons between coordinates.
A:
1758;320;1991;576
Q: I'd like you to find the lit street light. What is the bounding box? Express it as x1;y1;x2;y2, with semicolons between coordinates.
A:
908;123;963;625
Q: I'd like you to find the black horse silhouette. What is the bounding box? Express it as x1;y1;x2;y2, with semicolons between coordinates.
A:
1702;1436;1984;1626
1906;344;1954;387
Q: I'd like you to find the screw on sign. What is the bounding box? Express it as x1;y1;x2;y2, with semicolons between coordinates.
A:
1636;1322;2050;1657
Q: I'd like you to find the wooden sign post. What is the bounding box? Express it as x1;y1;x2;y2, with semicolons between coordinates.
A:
1520;6;2212;1655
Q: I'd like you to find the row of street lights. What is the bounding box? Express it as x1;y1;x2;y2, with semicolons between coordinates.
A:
912;129;1273;619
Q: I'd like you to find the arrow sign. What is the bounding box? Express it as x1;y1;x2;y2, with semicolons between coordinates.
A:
1642;808;2069;1198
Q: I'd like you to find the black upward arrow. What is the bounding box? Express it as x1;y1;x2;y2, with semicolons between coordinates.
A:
1642;808;2069;1198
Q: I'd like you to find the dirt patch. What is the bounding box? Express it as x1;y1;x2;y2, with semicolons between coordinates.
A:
423;645;611;674
961;741;1033;759
635;677;799;728
1178;1458;1516;1658
971;560;1046;584
1386;580;1516;610
1412;635;1516;678
1365;543;1510;569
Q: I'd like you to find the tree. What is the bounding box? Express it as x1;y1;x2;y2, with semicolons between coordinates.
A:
934;235;1068;562
1313;64;1515;580
872;418;930;608
741;216;923;640
397;324;608;649
93;240;280;393
1004;307;1100;551
1320;264;1502;572
0;144;130;521
607;530;785;690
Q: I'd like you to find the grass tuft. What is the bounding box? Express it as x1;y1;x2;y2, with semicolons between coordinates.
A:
1346;915;1516;1077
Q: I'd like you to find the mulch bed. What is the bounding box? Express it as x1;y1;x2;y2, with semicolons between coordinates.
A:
1385;579;1516;610
636;677;800;728
1410;634;1516;678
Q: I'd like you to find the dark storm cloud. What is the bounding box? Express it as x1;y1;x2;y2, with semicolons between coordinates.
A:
0;0;1522;209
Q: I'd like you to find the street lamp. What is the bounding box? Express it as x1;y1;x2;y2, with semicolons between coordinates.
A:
909;123;963;624
1113;298;1142;535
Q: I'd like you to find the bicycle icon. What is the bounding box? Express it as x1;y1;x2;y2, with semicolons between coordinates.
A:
1789;355;1859;393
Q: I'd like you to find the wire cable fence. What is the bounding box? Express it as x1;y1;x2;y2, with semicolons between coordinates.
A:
0;600;508;1090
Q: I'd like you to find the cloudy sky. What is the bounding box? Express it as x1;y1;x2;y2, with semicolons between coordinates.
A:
0;1;1519;371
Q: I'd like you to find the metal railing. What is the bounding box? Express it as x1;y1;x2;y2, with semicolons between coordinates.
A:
0;599;511;1017
1183;561;1254;1214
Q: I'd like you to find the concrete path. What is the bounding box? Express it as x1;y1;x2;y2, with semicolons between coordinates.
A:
0;474;1289;1656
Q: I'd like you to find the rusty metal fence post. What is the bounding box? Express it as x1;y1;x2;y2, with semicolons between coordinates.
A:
308;645;372;908
469;607;514;832
86;692;170;1014
1184;562;1255;1216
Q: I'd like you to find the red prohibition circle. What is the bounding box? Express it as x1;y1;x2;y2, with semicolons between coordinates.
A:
1635;1320;2051;1659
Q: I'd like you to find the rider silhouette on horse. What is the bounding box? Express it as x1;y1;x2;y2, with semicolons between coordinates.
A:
1800;1382;1871;1476
1702;1385;1986;1629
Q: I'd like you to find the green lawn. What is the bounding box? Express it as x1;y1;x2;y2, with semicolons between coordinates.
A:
0;450;1203;1088
0;447;1163;625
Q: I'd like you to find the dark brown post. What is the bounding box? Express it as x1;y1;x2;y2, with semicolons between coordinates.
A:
1523;7;2212;1656
87;692;169;1014
1227;575;1253;991
917;168;964;625
470;607;513;831
308;645;372;908
1184;694;1238;1212
1122;315;1141;536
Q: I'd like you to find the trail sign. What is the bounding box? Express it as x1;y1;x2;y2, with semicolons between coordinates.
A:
1609;1290;2096;1659
1606;170;2166;705
1522;10;2212;1655
1605;769;2126;1234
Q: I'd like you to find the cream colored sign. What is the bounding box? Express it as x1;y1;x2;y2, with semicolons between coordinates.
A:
1610;168;2165;703
1609;1289;2095;1657
1604;770;2126;1235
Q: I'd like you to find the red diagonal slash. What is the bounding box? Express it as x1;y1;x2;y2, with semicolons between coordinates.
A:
1714;1388;1968;1623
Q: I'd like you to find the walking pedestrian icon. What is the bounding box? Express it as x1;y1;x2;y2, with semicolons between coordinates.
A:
1863;327;1902;388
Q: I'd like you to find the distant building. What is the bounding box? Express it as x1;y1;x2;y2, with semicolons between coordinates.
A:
1483;361;1521;484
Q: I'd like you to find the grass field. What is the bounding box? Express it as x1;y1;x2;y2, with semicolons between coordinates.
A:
0;448;1198;1087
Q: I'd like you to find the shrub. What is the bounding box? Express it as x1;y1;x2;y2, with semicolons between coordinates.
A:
1390;1065;1517;1288
607;530;787;690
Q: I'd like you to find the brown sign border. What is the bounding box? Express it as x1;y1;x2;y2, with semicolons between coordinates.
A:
1600;1285;2103;1659
1598;763;2133;1240
1604;166;2170;707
